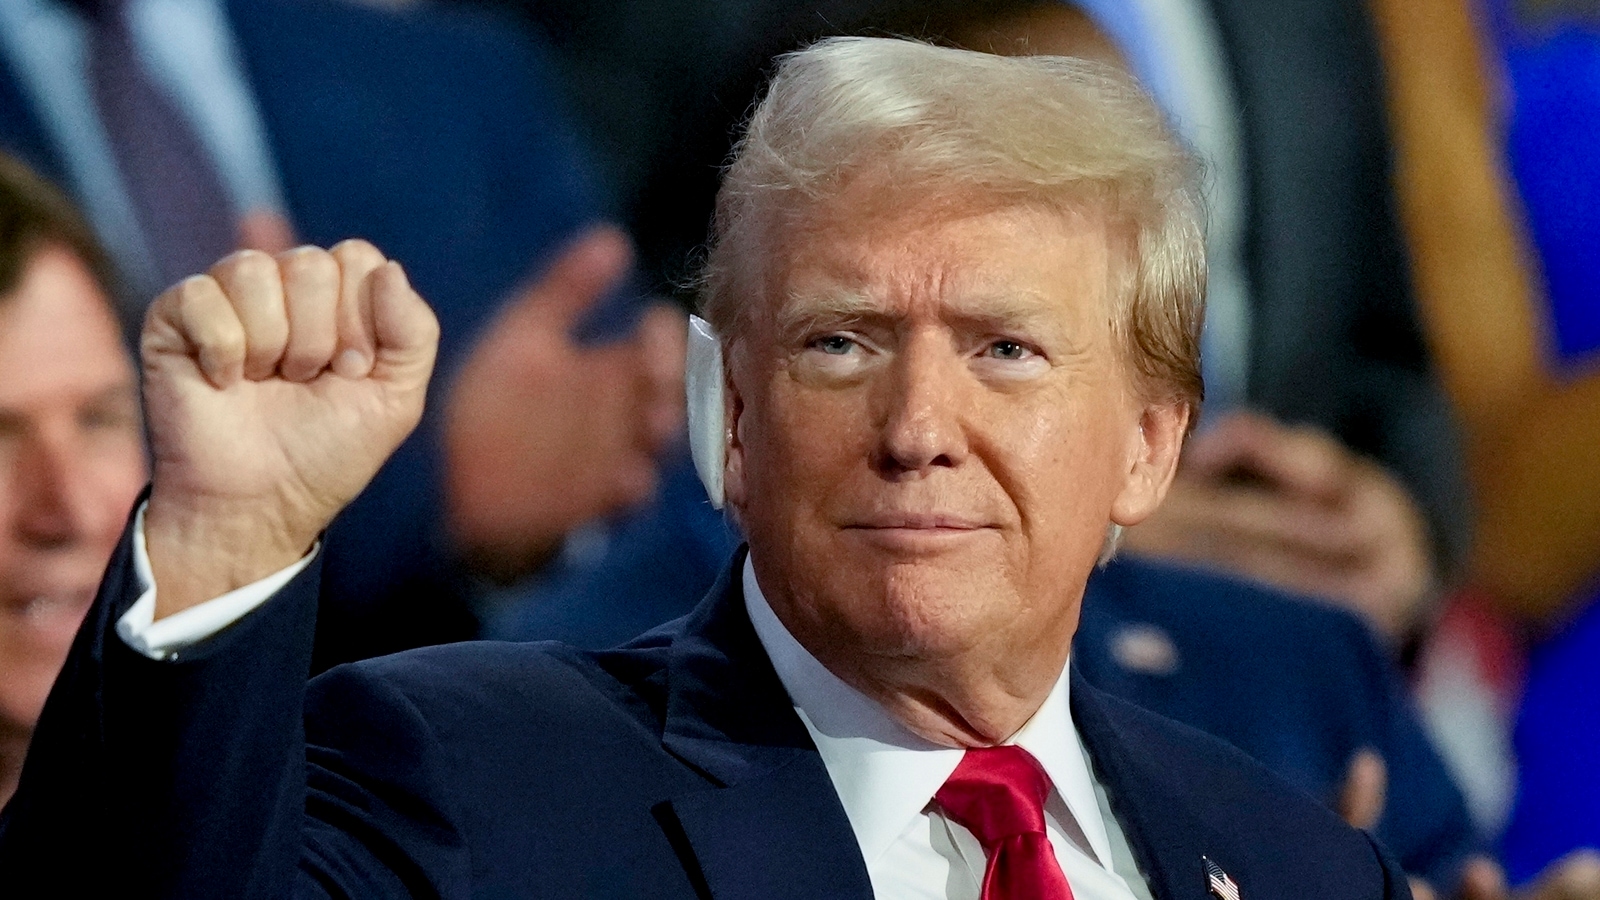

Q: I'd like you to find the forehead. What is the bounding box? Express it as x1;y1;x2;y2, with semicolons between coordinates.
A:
767;190;1118;333
0;246;131;410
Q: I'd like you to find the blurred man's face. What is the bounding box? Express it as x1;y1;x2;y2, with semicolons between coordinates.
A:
0;245;145;735
726;186;1178;684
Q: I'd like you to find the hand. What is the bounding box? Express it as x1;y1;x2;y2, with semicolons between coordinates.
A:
1121;410;1436;641
444;227;686;582
142;242;438;617
1335;751;1443;900
1455;851;1600;900
1338;748;1387;832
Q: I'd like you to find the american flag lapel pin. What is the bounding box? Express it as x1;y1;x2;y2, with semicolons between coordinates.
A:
1203;856;1240;900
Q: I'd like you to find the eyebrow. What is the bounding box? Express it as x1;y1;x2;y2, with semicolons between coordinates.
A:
773;289;880;342
0;383;138;424
774;287;1067;341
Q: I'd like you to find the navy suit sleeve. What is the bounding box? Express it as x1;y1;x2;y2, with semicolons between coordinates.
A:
0;518;482;898
0;517;318;897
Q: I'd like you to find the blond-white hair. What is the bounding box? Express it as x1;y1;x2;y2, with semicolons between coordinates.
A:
699;35;1206;412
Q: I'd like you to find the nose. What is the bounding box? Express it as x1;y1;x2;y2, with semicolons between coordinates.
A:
873;329;969;476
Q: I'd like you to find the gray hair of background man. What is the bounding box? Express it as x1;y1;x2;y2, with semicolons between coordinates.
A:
699;35;1208;414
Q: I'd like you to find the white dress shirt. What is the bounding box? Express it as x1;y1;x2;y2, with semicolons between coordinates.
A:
117;521;1155;899
117;504;315;660
742;559;1154;900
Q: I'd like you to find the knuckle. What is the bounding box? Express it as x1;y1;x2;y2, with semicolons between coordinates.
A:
216;248;277;284
176;274;221;310
281;245;339;280
331;238;386;267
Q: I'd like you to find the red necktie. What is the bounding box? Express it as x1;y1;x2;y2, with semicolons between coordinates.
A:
935;746;1076;900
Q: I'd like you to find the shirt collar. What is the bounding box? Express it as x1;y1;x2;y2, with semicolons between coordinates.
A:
741;556;1115;871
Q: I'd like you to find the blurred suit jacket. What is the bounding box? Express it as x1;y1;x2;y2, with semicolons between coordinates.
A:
1196;0;1469;573
0;0;601;667
0;534;1411;898
1074;557;1479;893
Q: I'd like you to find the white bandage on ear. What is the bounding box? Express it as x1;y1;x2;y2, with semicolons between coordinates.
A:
686;315;727;509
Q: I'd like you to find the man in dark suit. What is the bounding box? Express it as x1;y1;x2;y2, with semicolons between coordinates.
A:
0;0;685;669
480;0;1467;651
0;37;1410;898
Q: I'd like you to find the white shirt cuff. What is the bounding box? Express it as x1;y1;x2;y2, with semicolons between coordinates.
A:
116;503;319;661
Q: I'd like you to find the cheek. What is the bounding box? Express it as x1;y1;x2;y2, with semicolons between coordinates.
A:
86;438;149;539
0;619;74;729
748;379;869;488
985;392;1132;527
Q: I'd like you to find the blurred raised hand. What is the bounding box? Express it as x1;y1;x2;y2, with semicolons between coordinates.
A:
1122;410;1436;642
1457;852;1600;900
1335;749;1600;900
141;241;438;617
444;226;686;582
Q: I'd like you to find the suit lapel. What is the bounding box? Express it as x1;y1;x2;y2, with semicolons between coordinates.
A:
1072;668;1244;900
657;555;875;900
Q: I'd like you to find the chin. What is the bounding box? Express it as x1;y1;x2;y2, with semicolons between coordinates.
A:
827;555;1015;659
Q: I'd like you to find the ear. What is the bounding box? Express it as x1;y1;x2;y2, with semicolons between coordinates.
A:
723;372;748;511
1110;401;1190;526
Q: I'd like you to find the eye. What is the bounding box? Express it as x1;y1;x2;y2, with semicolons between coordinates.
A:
78;396;140;433
971;336;1049;383
80;408;128;430
810;334;858;355
984;340;1034;361
794;331;877;384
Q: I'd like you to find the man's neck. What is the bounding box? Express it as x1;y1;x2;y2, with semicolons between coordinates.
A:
741;556;1068;747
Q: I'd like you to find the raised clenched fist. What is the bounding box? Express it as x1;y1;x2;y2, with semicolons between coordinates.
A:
140;241;439;618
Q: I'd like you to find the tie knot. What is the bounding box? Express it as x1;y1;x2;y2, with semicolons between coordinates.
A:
935;745;1053;850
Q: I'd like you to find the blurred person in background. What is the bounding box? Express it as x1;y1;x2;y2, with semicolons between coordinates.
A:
0;0;686;670
0;154;144;806
1374;0;1600;889
947;0;1465;652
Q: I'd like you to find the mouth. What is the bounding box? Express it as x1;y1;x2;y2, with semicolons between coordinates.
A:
2;586;96;638
841;515;998;552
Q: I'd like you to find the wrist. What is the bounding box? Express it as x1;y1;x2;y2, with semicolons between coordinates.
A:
143;490;316;620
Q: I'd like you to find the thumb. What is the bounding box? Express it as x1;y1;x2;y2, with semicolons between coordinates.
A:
517;226;634;329
1337;748;1387;832
368;262;439;386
